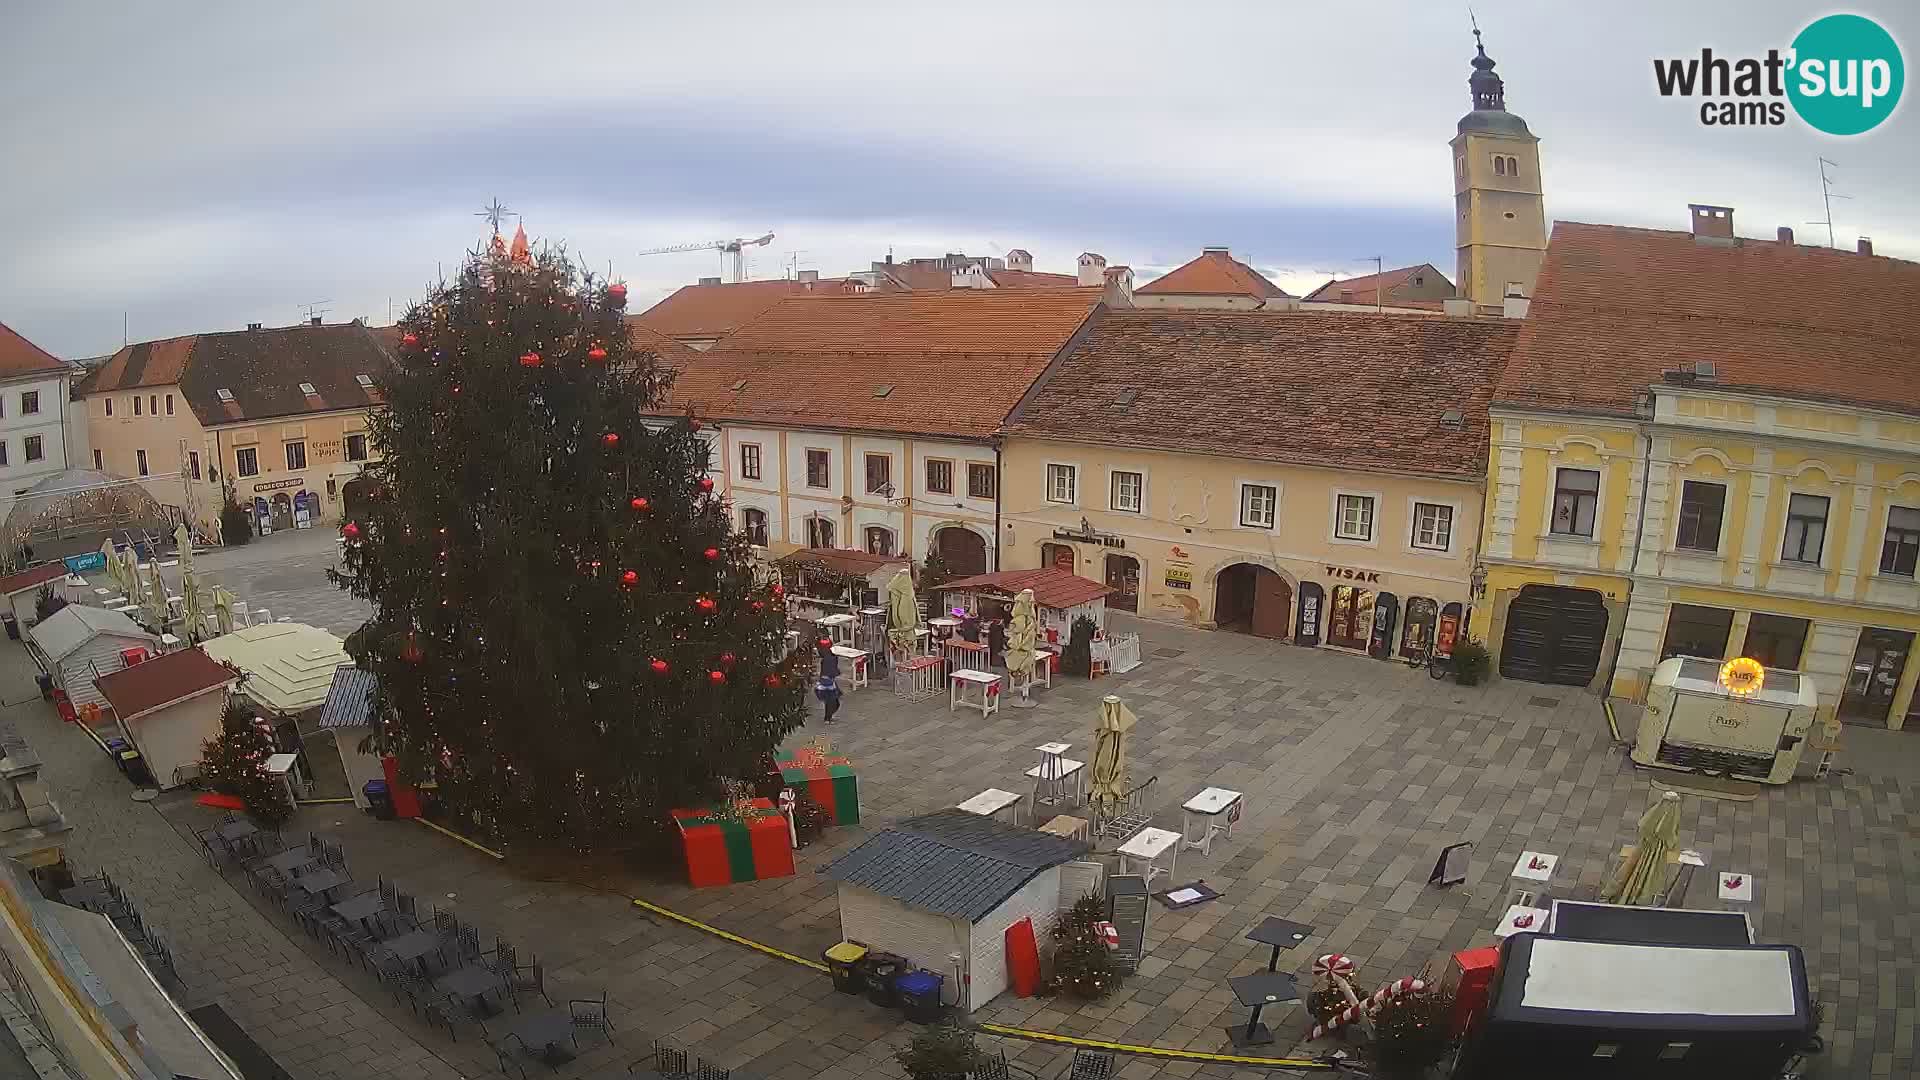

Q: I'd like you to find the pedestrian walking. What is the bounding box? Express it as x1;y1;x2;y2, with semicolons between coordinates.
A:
816;638;843;723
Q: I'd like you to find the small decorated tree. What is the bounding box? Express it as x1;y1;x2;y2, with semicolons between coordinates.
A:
33;584;68;621
1061;615;1097;677
895;1022;980;1080
1367;982;1457;1079
201;698;293;828
1047;892;1120;1000
220;482;253;547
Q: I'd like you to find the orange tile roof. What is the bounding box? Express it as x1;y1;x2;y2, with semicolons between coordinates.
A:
633;279;835;341
81;333;199;393
624;319;703;368
1009;309;1517;480
0;562;71;597
0;321;67;378
989;269;1080;289
662;287;1104;440
1498;222;1920;419
938;568;1112;610
85;324;392;425
1136;250;1289;299
96;647;238;722
1303;264;1449;305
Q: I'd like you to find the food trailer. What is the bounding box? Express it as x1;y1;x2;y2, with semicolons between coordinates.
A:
1452;933;1811;1079
1631;657;1818;785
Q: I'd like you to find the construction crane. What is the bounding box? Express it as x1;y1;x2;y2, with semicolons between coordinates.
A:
635;232;776;283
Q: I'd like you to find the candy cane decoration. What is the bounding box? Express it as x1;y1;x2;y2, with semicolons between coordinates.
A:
1312;954;1356;980
1310;977;1428;1040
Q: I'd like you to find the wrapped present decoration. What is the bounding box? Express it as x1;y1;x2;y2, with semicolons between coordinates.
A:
778;751;860;826
672;797;797;887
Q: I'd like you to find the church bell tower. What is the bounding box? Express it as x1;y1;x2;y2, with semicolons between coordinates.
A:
1450;30;1547;312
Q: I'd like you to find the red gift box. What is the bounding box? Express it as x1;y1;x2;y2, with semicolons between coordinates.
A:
671;798;796;887
778;754;859;826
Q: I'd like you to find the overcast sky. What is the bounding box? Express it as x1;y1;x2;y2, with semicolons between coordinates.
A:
3;1;1914;357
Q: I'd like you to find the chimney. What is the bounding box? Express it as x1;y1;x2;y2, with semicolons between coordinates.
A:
698;276;721;286
309;316;323;327
1688;203;1736;241
1076;252;1107;287
1005;249;1033;273
1777;226;1794;245
1443;298;1474;318
796;269;819;283
1858;237;1874;256
1102;265;1134;306
247;322;263;331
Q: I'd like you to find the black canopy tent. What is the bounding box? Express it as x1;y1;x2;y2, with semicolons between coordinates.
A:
1453;933;1811;1079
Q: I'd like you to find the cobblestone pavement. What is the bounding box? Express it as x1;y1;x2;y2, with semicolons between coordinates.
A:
36;537;1920;1078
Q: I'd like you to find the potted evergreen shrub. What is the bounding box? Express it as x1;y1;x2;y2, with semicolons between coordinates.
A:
1061;615;1097;677
1451;640;1491;686
895;1022;980;1080
1365;984;1458;1079
1047;893;1123;1000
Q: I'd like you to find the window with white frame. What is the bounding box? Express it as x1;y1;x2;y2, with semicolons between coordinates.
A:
236;447;259;477
1781;493;1829;565
1240;484;1277;529
1411;502;1453;551
741;507;768;547
1550;468;1600;538
1335;494;1375;541
865;453;892;495
805;515;835;549
739;443;762;480
1109;470;1143;513
805;448;831;489
864;526;895;556
1046;463;1076;504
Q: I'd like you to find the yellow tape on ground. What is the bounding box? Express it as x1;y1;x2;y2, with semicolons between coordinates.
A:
631;898;829;971
412;817;505;860
977;1024;1329;1070
1603;698;1621;742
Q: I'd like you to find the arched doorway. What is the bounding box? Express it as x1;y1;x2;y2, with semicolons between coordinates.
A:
1367;592;1399;659
1214;563;1292;639
1327;585;1375;651
1295;582;1325;646
1104;553;1140;613
935;526;988;576
270;493;294;532
1041;542;1076;573
1500;585;1608;686
1401;597;1439;660
341;476;373;519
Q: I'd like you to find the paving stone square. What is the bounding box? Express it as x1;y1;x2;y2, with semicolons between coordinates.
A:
14;530;1917;1078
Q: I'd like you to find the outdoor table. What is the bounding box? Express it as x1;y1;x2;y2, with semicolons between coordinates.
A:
435;965;504;1016
830;646;869;690
294;869;348;900
893;655;944;700
159;633;181;648
818;612;857;647
943;639;988;681
92;587;113;596
928;617;959;641
1719;871;1756;932
1506;851;1558;908
1495;904;1548;939
1024;757;1085;804
957;788;1023;825
265;753;301;809
1116;826;1181;886
215;819;257;846
111;604;139;614
1181;787;1245;854
331;893;387;934
1247;917;1316;972
384;929;444;974
265;848;314;874
1225;970;1299;1048
506;1007;577;1064
949;669;1000;718
1039;815;1090;841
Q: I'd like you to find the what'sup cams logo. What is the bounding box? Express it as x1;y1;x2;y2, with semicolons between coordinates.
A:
1654;13;1904;134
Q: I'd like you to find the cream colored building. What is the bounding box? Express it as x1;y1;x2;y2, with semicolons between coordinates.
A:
1003;308;1515;658
75;321;390;538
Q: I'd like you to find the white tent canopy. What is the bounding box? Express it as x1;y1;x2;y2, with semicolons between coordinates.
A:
202;622;351;716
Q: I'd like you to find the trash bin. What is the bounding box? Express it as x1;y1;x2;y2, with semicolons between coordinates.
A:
364;779;395;821
895;969;945;1023
3;613;18;640
35;672;53;700
863;952;905;1008
823;941;868;995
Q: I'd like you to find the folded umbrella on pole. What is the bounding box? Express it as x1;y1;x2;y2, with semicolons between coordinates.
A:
1088;694;1136;815
885;569;920;658
174;522;194;574
1601;790;1683;906
98;540;119;592
1007;589;1038;707
212;586;235;636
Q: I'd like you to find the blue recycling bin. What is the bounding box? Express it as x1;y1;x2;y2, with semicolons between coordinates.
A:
895;969;945;1023
363;779;395;820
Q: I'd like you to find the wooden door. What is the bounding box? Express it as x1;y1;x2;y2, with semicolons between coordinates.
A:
1105;555;1140;613
1250;569;1292;639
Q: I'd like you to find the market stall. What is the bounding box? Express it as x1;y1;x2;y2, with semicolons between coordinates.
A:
26;605;162;717
935;568;1112;647
93;647;238;791
774;548;910;625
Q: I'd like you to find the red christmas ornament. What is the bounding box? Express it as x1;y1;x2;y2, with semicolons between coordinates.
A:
702;547;719;561
587;344;608;362
650;658;669;675
607;283;628;304
751;601;764;612
603;432;620;447
695;596;717;613
342;521;361;541
630;496;650;512
519;351;542;367
720;652;737;667
621;569;639;587
764;673;782;688
771;583;785;598
690;419;703;432
697;477;715;493
400;635;423;664
817;638;832;650
708;670;726;685
400;332;419;348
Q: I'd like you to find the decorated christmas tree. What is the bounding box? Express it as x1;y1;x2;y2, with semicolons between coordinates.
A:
201;698;293;828
1048;892;1121;999
330;209;806;853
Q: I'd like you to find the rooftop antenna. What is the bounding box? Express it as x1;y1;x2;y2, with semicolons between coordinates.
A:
1808;158;1850;249
1355;255;1384;312
299;299;333;322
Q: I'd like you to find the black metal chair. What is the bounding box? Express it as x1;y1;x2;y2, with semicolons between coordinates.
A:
639;1041;690;1077
490;1036;530;1079
694;1060;730;1080
421;999;460;1042
1063;1049;1114;1080
457;923;483;962
569;992;614;1047
509;954;552;1008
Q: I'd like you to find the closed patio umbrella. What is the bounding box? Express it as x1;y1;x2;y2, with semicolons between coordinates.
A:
98;539;120;593
1601;790;1683;905
181;568;207;640
1007;589;1038;708
174;522;193;574
1089;694;1137;815
213;586;236;636
885;569;919;659
144;559;169;629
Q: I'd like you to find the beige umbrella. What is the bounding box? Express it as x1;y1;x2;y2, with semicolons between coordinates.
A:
1007;589;1038;708
174;522;193;574
885;569;920;659
120;546;142;600
1089;694;1137;815
1602;790;1683;905
98;540;120;593
212;586;236;636
181;568;207;640
144;559;169;629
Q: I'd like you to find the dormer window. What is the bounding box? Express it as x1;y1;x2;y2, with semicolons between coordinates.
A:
216;388;235;403
298;382;317;395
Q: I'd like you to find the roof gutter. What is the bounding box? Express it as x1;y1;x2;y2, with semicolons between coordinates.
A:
992;436;1003;573
1602;412;1657;705
119;679;238;725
